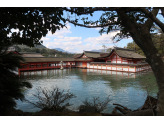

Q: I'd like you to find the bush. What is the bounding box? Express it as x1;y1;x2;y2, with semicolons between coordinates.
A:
79;96;110;113
26;87;76;112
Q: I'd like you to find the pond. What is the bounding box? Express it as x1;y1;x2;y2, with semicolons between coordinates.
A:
16;68;158;113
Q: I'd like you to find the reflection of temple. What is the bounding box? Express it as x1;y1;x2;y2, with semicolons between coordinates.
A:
86;69;150;79
16;47;151;74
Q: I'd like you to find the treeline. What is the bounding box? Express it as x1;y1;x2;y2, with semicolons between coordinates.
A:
124;42;145;56
14;45;74;57
124;35;164;57
124;27;164;57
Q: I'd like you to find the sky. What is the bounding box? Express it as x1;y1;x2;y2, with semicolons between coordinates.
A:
41;10;133;53
7;8;133;53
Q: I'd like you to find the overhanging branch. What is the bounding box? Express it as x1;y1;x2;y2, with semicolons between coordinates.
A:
160;8;164;18
63;7;121;15
66;19;119;29
63;7;143;15
139;8;164;33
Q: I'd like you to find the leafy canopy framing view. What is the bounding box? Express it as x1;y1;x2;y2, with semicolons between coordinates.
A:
1;7;164;115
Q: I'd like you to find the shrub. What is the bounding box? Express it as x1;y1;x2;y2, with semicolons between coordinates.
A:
79;96;110;113
26;87;76;112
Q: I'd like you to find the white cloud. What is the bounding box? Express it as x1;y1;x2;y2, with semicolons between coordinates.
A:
84;31;120;44
41;37;50;41
54;37;82;42
42;22;122;53
42;25;121;53
95;27;102;30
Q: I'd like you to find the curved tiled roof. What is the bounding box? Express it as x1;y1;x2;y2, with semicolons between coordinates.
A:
107;47;146;59
83;51;110;58
21;53;44;57
73;53;84;58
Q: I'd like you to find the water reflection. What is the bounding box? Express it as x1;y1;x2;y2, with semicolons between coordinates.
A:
17;68;158;113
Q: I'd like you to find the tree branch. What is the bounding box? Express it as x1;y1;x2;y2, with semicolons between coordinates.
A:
63;7;122;15
63;7;143;15
66;19;119;28
160;7;164;18
144;8;159;30
139;8;164;33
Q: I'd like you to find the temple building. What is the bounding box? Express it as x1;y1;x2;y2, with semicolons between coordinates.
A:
18;47;151;74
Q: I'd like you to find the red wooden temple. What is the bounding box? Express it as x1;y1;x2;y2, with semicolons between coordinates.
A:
16;47;151;75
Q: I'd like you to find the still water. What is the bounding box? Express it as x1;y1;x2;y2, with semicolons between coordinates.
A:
16;68;158;113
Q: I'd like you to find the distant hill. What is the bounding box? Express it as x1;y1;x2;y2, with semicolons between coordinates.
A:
91;49;105;52
14;44;47;49
13;44;75;55
53;48;75;54
54;48;65;52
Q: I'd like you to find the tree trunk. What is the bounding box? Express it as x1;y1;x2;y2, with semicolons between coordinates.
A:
117;10;164;115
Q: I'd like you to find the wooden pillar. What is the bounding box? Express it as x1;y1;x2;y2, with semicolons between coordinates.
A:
135;66;136;72
27;63;29;70
18;69;20;76
29;63;31;69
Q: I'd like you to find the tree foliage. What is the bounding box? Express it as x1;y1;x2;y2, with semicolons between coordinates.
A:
0;47;32;115
125;27;164;57
0;7;66;47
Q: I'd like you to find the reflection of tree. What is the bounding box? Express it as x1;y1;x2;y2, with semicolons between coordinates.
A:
136;72;158;97
100;74;136;91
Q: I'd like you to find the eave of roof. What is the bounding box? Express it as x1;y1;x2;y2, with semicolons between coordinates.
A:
73;53;84;58
83;51;111;58
23;57;75;63
105;49;146;59
115;50;146;59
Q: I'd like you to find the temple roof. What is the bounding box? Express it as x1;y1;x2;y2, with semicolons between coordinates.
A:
110;47;146;59
20;52;44;57
73;51;110;59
